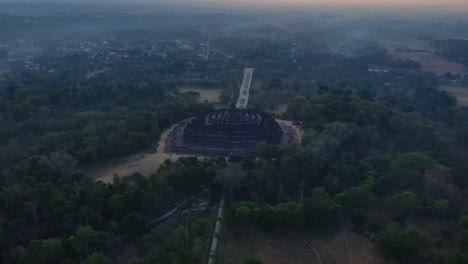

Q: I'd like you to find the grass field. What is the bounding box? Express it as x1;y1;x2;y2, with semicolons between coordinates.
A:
178;87;222;103
381;39;466;76
219;228;384;264
440;86;468;106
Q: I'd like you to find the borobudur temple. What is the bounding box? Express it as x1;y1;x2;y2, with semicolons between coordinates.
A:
169;108;292;156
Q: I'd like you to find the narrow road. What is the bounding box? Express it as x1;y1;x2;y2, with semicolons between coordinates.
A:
295;234;322;264
207;197;225;264
154;199;189;224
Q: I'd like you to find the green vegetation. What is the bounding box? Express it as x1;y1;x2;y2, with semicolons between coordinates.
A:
4;84;468;262
1;8;468;264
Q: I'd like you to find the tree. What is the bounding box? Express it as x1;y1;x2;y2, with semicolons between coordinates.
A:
387;191;421;216
304;188;341;228
449;252;468;264
257;206;278;232
336;186;377;209
84;252;108;264
244;257;263;264
377;226;431;260
460;230;468;253
216;164;246;198
299;134;339;186
75;226;99;257
432;199;451;217
23;238;64;264
391;152;440;173
276;202;304;229
459;216;468;229
41;238;64;264
120;213;151;239
235;206;252;226
189;238;204;263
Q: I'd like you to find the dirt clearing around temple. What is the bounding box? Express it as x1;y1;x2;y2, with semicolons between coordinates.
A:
440;86;468;106
382;39;465;76
84;122;188;183
178;87;222;103
219;229;384;264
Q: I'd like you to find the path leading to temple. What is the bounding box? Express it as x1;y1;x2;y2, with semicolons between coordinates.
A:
276;119;304;144
207;197;225;264
235;68;254;109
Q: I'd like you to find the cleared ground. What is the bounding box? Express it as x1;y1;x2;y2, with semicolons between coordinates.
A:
276;119;304;144
219;229;385;264
178;87;222;103
440;86;468;106
381;39;466;76
85;122;188;183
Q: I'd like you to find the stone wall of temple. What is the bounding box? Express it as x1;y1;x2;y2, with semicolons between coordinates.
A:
169;109;288;156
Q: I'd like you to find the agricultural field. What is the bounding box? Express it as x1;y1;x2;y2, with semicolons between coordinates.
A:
179;86;223;103
381;39;466;75
218;229;384;264
440;86;468;106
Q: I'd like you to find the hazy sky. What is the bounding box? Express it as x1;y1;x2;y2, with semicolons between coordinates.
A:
4;0;468;9
231;0;468;8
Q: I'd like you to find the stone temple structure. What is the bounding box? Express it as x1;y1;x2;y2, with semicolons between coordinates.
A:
170;108;291;156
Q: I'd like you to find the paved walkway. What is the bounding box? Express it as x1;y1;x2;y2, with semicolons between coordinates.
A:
235;68;254;109
207;197;225;264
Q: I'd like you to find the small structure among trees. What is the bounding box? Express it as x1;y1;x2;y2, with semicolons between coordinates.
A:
170;108;291;156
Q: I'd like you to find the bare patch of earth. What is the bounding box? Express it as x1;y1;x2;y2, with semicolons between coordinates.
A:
178;87;222;103
219;228;385;264
84;122;189;183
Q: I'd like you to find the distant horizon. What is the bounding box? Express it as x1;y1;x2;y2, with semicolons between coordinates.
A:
2;0;468;8
1;0;468;16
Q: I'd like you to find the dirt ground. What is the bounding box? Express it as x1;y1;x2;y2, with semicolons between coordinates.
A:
178;87;222;103
219;228;385;264
84;122;189;183
276;119;304;144
440;86;468;106
381;39;466;76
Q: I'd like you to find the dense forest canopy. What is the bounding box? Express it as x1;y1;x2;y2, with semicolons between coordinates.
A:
1;4;468;264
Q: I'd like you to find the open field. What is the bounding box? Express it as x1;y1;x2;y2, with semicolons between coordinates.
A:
381;39;466;76
440;86;468;106
178;87;222;103
219;229;384;264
